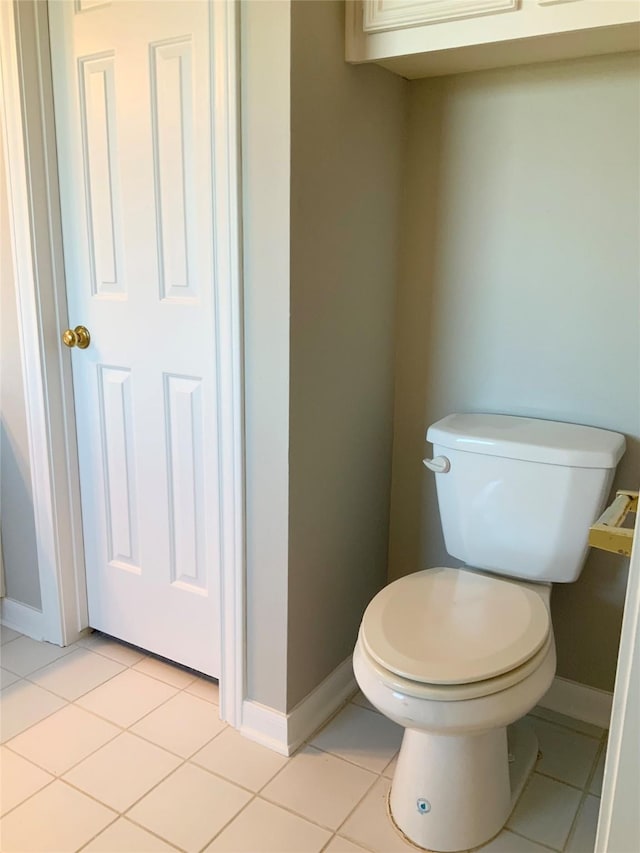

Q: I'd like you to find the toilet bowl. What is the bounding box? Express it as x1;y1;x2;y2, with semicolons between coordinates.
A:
354;567;556;852
354;413;626;852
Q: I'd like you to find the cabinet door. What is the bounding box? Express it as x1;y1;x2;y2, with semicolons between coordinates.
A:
361;0;518;34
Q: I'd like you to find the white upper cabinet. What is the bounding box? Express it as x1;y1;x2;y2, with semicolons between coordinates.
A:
346;0;640;78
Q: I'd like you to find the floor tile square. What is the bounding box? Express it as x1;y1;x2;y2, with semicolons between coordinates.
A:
527;716;600;788
0;779;115;852
0;625;22;645
565;795;600;852
0;746;53;816
132;691;225;757
0;636;73;676
185;676;220;704
0;667;20;690
0;680;66;742
475;828;554;851
29;648;125;701
589;744;606;796
191;725;287;791
7;703;120;775
128;762;251;851
64;731;181;812
340;777;417;852
205;797;331;852
83;817;178;851
76;668;178;727
133;655;197;688
78;631;146;666
310;704;402;774
262;745;376;830
507;773;582;850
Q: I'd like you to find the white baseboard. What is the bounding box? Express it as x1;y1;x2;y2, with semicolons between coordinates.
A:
1;598;47;640
286;656;356;753
539;676;613;730
239;700;289;755
240;656;356;756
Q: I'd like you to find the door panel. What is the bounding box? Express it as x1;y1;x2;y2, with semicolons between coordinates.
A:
50;0;220;676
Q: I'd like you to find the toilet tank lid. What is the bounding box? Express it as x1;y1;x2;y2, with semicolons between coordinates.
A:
427;414;626;469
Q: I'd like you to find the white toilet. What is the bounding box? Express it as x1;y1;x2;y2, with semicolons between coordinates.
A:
353;413;625;853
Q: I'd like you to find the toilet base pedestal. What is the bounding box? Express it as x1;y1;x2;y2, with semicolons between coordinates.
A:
388;720;538;852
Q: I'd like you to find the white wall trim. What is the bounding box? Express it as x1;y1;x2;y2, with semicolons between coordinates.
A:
240;700;290;756
210;0;245;731
0;0;65;644
539;675;613;730
241;657;357;756
595;524;639;852
287;657;357;753
0;598;48;640
16;0;89;645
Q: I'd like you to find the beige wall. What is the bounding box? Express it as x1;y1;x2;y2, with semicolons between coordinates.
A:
0;121;41;609
287;0;407;710
389;52;640;692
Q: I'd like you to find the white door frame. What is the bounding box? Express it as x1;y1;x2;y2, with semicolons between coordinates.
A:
595;518;640;852
0;0;245;728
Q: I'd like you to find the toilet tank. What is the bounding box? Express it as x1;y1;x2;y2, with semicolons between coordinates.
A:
426;414;626;583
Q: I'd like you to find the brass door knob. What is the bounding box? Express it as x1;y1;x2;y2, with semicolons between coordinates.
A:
62;325;91;349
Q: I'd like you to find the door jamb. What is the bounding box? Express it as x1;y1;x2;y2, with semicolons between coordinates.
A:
0;0;85;644
0;0;245;728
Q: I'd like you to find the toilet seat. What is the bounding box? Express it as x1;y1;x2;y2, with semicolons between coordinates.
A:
357;625;554;702
361;567;550;686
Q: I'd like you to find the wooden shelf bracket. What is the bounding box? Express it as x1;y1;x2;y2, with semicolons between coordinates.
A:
589;490;638;557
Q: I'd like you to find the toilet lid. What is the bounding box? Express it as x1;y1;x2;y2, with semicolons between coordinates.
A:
361;567;550;685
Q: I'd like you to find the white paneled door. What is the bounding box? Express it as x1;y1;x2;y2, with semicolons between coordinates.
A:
49;1;222;675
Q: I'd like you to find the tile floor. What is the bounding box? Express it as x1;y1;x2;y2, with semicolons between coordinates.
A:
0;626;606;853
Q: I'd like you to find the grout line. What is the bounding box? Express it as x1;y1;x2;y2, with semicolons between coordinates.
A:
332;775;385;840
58;770;159;817
504;826;561;852
533;768;598;792
72;812;122;853
560;739;607;852
258;781;379;835
3;715;123;780
561;785;594;852
82;754;189;819
194;794;260;853
0;693;67;746
0;629;24;645
584;737;607;795
131;720;228;762
77;814;183;852
307;708;401;777
22;661;129;701
0;774;59;821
